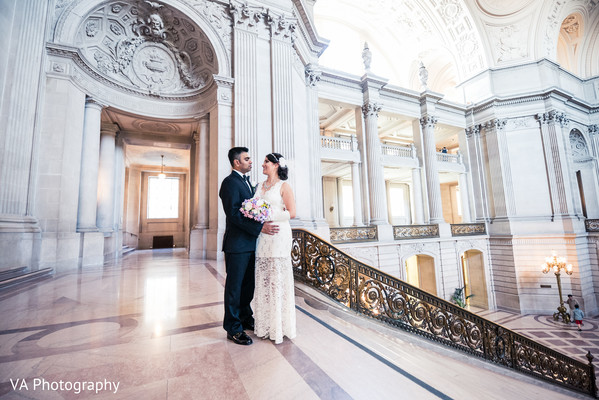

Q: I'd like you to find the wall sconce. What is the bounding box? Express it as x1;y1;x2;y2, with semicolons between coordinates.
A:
158;155;166;179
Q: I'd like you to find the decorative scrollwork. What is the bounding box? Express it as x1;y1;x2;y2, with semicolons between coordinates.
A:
330;226;377;243
291;228;596;397
393;224;439;240
450;223;487;236
585;219;599;232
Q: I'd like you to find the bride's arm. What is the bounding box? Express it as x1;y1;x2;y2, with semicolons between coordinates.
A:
281;182;296;219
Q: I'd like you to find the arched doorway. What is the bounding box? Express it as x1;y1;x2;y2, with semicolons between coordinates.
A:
405;254;437;295
461;250;488;309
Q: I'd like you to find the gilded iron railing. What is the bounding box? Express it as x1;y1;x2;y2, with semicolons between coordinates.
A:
450;223;487;236
393;224;439;240
330;226;377;243
291;228;597;398
586;219;599;232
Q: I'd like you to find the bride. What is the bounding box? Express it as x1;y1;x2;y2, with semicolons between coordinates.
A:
252;152;296;344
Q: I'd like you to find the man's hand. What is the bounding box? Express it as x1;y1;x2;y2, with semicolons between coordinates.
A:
261;221;279;235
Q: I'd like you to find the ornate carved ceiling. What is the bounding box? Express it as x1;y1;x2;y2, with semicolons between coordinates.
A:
75;1;218;96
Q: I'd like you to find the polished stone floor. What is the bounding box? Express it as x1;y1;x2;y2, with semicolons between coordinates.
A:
0;249;594;399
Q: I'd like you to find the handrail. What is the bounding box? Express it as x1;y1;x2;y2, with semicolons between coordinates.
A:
291;228;597;398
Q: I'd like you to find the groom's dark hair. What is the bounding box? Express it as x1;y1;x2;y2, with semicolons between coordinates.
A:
228;147;249;167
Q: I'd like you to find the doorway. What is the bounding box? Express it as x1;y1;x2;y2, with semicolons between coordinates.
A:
405;255;437;295
461;250;488;309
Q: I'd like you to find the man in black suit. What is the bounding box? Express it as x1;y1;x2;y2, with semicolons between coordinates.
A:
219;147;278;345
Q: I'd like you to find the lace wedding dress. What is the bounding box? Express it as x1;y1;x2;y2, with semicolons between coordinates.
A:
253;180;296;344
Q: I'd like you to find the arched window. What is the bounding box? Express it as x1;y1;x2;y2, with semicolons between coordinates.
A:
569;129;589;160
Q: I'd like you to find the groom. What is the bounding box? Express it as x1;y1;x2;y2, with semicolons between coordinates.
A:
219;147;278;345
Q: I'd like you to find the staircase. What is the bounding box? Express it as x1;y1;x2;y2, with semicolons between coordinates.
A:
291;228;598;398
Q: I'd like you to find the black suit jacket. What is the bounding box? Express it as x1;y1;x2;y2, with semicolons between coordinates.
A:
219;171;263;253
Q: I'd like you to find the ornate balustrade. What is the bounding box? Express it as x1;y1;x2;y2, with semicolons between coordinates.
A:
436;152;462;163
586;219;599;232
393;224;439;240
330;226;377;243
291;228;597;398
451;223;487;236
381;143;414;158
320;135;357;151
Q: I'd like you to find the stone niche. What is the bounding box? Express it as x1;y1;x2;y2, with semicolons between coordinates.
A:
75;1;218;96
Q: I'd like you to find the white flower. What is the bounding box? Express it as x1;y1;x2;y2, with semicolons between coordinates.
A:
244;202;252;211
278;157;287;168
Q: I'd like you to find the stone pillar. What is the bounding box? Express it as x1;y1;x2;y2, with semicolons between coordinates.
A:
351;161;363;226
268;12;296;162
112;133;125;255
411;167;425;224
362;102;388;225
96;123;118;234
536;111;576;218
194;117;210;229
482;119;515;219
77;98;103;232
355;107;371;224
336;178;345;226
466;125;489;221
305;64;327;231
590;125;599;185
420;116;444;223
458;173;472;223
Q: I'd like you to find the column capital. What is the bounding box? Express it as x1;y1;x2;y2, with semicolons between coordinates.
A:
362;102;381;118
100;122;119;136
192;131;200;143
482;118;507;131
266;11;296;41
465;125;480;138
85;97;106;110
419;115;437;128
229;1;265;29
536;110;569;127
589;124;599;136
305;64;322;87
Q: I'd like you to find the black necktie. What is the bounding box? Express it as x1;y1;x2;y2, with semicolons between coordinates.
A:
244;175;252;191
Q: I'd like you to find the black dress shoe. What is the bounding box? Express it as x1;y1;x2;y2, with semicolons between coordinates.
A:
242;321;255;331
227;331;253;345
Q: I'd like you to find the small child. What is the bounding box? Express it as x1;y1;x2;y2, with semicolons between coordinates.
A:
572;304;585;331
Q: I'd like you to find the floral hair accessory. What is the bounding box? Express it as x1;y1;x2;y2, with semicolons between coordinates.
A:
278;157;287;168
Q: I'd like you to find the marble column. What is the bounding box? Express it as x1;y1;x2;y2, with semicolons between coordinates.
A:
268;13;296;162
411;168;424;224
336;178;345;226
96;123;118;234
77;98;103;232
458;173;472;223
305;64;326;226
536;111;576;217
351;161;363;226
466;125;489;221
420;116;444;223
482;119;515;219
194;116;210;229
362;102;388;225
590;125;599;184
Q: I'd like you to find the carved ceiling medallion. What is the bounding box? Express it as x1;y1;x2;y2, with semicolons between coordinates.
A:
76;0;218;96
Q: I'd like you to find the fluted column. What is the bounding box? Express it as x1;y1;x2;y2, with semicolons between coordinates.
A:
466;125;489;221
411;168;424;224
336;178;345;226
420;116;444;223
351;161;363;226
305;64;325;222
229;3;263;174
96;123;118;234
458;173;472;223
194;116;210;229
268;12;296;161
536;111;575;217
590;125;599;183
482;119;514;218
77;98;103;232
362;102;388;225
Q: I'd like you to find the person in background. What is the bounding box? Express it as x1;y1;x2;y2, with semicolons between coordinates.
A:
566;294;579;323
572;304;585;331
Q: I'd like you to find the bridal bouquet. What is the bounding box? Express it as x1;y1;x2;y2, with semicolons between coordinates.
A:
240;197;271;223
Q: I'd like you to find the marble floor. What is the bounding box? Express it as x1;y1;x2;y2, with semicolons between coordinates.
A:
0;249;595;399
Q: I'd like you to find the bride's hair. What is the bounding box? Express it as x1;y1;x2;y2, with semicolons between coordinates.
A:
266;152;288;180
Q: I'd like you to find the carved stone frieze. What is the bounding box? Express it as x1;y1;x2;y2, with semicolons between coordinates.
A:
330;226;378;243
450;223;486;236
489;23;528;63
74;1;218;96
586;219;599;232
393;224;439;240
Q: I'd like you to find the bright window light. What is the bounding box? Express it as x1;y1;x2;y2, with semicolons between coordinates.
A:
148;176;179;219
389;186;405;217
342;183;354;217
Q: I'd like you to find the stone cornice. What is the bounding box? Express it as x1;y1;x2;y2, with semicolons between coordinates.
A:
291;0;329;57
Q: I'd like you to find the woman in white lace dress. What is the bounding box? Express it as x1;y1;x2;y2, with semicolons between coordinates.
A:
252;152;296;344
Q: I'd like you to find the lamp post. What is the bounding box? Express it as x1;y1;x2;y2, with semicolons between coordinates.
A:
542;253;573;323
